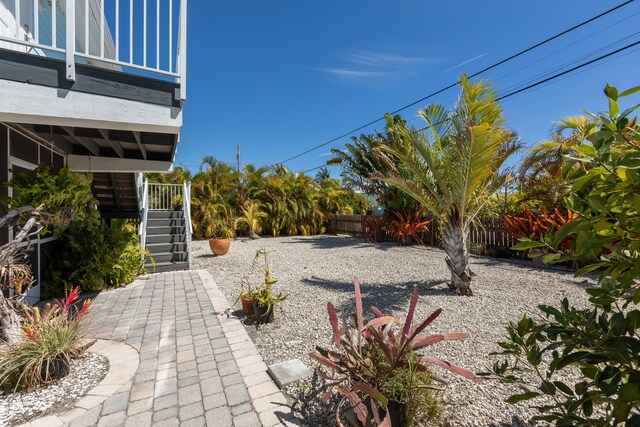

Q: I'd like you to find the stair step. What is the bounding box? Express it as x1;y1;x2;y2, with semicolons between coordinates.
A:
146;234;186;244
147;251;187;263
147;218;185;227
146;242;187;253
144;261;189;273
148;210;184;219
146;226;185;236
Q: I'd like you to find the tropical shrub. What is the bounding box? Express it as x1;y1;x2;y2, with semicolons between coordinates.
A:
482;84;640;425
43;219;146;296
3;165;98;235
311;277;480;426
389;211;429;245
0;287;92;390
234;201;267;235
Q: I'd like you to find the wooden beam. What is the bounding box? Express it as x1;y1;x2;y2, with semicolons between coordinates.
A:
67;155;172;172
62;127;100;156
98;129;124;158
110;173;122;212
133;131;147;160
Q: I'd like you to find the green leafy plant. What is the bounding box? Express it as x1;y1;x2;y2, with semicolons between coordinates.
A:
3;165;98;235
311;277;480;426
482;84;640;426
0;287;92;390
246;249;287;320
234;201;267;235
43;219;147;296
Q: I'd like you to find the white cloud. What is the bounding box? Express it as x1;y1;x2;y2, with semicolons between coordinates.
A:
318;68;391;78
346;51;440;68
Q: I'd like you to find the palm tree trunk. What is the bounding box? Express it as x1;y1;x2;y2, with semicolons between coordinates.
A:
441;213;473;296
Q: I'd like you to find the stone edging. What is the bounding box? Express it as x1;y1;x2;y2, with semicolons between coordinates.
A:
18;339;139;427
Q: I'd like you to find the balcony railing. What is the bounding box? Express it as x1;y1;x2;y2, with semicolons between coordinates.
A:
0;0;187;100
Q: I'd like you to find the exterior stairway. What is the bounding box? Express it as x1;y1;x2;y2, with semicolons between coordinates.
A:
144;210;189;273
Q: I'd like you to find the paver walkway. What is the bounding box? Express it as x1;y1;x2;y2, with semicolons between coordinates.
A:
68;270;301;427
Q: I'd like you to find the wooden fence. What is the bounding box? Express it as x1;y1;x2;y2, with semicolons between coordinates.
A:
328;214;519;257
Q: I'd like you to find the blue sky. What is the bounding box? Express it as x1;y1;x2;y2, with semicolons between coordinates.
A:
175;0;640;176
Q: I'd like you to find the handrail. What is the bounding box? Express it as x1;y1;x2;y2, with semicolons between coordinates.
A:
182;180;192;269
1;0;186;97
140;179;149;251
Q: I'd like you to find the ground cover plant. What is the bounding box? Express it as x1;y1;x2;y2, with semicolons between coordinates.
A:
483;84;640;426
311;276;480;426
44;219;147;297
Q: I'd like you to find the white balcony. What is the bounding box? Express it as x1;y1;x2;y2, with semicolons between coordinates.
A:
0;0;187;99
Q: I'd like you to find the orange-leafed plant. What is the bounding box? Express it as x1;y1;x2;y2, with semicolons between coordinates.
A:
310;277;479;426
502;206;578;250
390;211;430;246
362;216;386;243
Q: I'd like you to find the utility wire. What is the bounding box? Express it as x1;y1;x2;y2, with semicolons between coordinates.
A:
299;38;640;174
280;0;635;164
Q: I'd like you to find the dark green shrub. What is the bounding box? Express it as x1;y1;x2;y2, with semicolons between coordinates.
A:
482;84;640;426
43;219;147;296
3;165;98;235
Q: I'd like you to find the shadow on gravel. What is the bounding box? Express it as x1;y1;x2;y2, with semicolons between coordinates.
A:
283;236;399;252
301;276;454;314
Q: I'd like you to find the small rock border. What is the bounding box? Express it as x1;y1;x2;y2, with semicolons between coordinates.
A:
0;353;109;426
13;340;139;427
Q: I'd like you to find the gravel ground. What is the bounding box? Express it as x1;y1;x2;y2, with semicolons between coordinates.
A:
193;235;595;427
0;352;109;426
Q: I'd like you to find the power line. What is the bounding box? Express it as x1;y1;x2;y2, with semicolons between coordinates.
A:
280;0;635;164
299;38;640;175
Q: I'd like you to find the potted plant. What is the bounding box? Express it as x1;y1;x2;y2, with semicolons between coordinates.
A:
235;276;258;315
172;194;183;211
208;219;234;256
250;249;287;324
311;277;480;426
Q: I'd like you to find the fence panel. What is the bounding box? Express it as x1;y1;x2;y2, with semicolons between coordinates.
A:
330;214;518;256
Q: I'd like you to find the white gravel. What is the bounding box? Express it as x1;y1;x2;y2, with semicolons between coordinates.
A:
193;235;595;427
0;352;109;426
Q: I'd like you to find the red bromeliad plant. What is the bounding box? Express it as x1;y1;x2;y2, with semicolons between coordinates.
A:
362;216;386;243
310;277;480;427
389;211;429;246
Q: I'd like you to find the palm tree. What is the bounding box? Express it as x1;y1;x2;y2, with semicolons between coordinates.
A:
518;115;598;208
234;201;267;235
315;167;331;183
380;75;521;296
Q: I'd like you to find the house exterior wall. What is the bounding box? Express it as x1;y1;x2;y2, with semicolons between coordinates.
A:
1;122;65;304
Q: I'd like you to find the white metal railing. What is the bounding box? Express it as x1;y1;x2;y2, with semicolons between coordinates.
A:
0;0;187;99
182;180;192;268
147;182;182;211
140;177;149;250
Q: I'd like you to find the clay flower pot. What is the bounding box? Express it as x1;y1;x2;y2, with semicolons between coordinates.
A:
208;237;231;256
240;293;256;315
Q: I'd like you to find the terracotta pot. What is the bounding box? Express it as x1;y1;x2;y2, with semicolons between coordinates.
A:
240;294;256;315
208;238;231;256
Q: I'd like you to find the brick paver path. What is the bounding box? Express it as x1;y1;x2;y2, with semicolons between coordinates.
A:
69;270;300;427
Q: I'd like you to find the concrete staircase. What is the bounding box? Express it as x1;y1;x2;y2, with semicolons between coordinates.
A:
144;210;189;273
